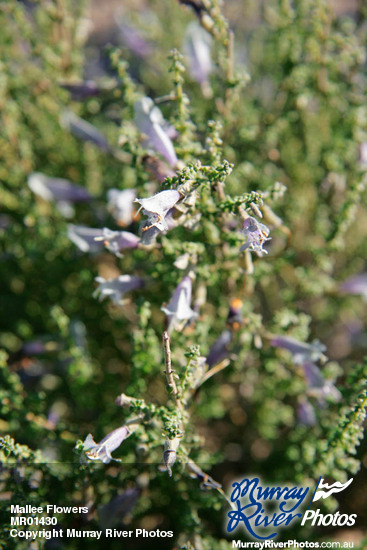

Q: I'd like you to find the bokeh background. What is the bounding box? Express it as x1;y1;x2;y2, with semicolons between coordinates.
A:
1;0;367;549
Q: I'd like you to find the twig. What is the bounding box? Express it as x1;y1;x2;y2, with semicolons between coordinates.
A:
243;249;254;275
215;181;226;201
162;331;185;476
154;93;177;104
199;358;230;386
187;461;235;509
262;204;292;247
163;331;183;410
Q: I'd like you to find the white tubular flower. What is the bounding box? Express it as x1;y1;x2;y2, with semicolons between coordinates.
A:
240;216;271;255
134;97;178;166
340;273;367;301
161;276;198;331
107;189;136;227
302;362;342;404
28;172;92;203
95;228;140;256
68;225;106;253
135;189;181;232
271;336;327;365
183;21;212;86
61;110;111;152
94;275;143;305
68;226;139;255
83;425;131;464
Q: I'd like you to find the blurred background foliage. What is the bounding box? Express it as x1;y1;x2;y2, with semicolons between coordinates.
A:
0;0;367;548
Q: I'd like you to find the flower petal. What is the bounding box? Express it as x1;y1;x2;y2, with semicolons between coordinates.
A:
184;21;212;86
28;173;92;203
134;97;178;166
107;189;136;226
94;275;144;305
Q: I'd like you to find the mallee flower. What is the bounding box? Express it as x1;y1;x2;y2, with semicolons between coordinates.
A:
358;142;367;169
107;189;136;226
116;15;153;59
271;336;327;364
59;80;102;100
94;228;140;256
302;362;341;403
83;425;131;464
183;21;212;87
135;189;181;232
28;172;92;203
62;110;111;153
94;275;144;305
272;336;340;404
134;97;178;166
68;226;139;255
297;397;317;426
240;216;271;255
161;275;198;331
139;224;162;246
68;225;107;253
206;330;232;368
340;273;367;301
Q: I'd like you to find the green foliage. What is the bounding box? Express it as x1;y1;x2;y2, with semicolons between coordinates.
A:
1;0;367;548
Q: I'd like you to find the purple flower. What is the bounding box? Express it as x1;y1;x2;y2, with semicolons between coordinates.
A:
134;97;178;166
94;228;140;256
340;273;367;300
272;336;340;404
68;226;139;255
302;362;341;403
240;216;271;255
139;213;176;245
68;225;106;253
359;142;367;169
83;425;131;464
183;21;212;86
161;276;198;331
107;189;136;226
139;224;162;246
59;80;102;100
116;16;153;58
94;275;143;305
297;397;317;426
271;336;327;364
135;190;181;232
61;110;111;153
206;330;232;368
28;173;91;203
20;340;48;356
